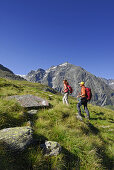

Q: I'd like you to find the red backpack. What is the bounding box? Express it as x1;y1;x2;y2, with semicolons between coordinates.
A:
67;85;73;94
85;87;92;101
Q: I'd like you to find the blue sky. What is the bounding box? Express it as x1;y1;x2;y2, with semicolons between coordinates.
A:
0;0;114;79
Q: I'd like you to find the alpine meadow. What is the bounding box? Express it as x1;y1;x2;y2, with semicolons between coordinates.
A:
0;77;114;170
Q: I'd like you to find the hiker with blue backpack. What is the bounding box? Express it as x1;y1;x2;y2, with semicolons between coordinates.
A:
77;82;92;120
62;80;73;105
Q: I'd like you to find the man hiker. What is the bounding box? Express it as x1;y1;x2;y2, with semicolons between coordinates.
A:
62;79;69;105
77;81;90;120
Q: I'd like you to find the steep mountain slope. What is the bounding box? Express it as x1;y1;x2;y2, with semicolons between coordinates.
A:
25;63;114;106
0;64;25;81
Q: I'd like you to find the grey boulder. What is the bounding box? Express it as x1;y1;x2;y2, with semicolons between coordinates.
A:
41;141;61;156
8;94;49;108
0;126;33;151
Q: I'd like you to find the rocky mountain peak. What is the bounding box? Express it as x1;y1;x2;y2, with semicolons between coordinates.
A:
27;70;36;76
36;68;45;72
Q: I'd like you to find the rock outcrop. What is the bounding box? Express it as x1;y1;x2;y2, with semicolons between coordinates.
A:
41;141;61;156
8;94;49;108
0;126;33;151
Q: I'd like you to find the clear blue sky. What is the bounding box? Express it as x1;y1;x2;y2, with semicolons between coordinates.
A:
0;0;114;79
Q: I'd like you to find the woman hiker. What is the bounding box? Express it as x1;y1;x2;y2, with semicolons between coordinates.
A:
62;79;69;105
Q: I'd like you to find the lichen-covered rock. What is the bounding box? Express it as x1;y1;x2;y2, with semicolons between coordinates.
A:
8;94;49;108
0;126;33;151
41;141;61;156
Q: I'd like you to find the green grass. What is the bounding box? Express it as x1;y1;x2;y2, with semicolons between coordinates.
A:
0;77;114;170
105;105;114;110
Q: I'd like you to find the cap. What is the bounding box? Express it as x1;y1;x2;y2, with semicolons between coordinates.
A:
79;81;85;85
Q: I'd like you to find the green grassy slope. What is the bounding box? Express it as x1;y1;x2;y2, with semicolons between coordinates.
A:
0;78;114;170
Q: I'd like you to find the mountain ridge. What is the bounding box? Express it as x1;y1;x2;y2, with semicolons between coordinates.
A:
0;64;26;81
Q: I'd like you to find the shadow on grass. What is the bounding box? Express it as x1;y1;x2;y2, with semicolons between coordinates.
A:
108;118;114;123
95;112;104;116
87;122;99;135
0;131;80;170
87;122;114;170
62;147;80;170
62;112;69;119
0;133;48;170
91;117;106;121
0;142;33;170
108;120;114;123
80;122;100;135
32;132;48;145
0;112;30;130
0;127;113;170
33;131;80;169
92;143;114;170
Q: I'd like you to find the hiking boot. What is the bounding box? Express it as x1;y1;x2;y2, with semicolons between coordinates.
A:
76;115;83;121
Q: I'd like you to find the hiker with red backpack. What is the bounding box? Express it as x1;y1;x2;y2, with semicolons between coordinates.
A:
62;80;73;105
77;82;92;120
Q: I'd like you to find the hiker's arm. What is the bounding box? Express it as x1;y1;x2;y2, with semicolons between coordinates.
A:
77;93;81;98
61;88;64;93
64;84;68;92
77;94;81;98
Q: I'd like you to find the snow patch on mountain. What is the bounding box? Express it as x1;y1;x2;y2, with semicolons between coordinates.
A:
59;62;68;67
109;82;114;85
17;75;27;79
